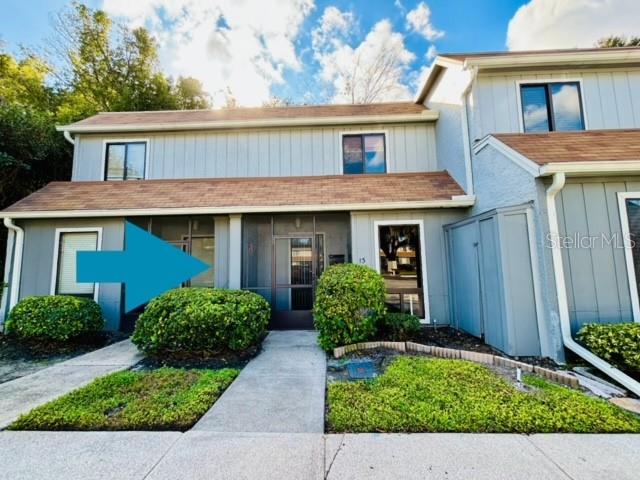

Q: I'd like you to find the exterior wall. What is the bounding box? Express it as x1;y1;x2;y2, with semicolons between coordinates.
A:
425;65;472;193
469;67;640;139
553;177;640;333
18;217;125;330
350;209;466;325
72;122;438;181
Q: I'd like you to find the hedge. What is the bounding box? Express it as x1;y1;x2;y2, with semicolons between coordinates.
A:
132;288;270;355
578;322;640;372
313;263;386;351
6;295;104;342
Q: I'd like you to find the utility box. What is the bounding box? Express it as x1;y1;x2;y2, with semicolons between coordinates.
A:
445;205;541;357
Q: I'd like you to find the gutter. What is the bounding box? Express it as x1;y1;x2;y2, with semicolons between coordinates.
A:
57;111;439;134
546;172;640;396
63;131;75;145
1;196;477;220
2;218;24;317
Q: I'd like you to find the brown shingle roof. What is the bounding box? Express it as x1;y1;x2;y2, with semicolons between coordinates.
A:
492;129;640;165
69;102;428;128
2;172;466;217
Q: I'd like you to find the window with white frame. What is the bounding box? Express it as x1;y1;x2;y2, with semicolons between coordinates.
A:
520;82;585;133
54;231;99;298
342;133;386;174
105;141;146;180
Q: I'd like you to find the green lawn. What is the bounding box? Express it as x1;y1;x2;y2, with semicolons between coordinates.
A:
328;356;640;433
9;367;238;431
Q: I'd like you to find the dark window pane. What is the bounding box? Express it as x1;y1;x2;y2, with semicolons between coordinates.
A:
364;134;386;173
342;135;363;174
521;85;550;132
106;144;126;180
126;143;146;180
190;236;215;287
627;200;640;303
550;83;584;131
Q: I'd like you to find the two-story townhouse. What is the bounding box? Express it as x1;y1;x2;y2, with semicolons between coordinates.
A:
419;46;640;393
0;103;474;333
3;46;640;393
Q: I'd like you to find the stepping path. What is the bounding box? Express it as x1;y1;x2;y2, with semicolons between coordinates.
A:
193;330;326;433
0;339;142;429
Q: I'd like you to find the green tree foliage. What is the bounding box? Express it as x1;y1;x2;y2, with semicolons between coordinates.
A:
596;35;640;48
0;2;212;272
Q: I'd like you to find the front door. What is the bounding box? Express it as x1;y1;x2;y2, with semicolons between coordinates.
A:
272;235;325;329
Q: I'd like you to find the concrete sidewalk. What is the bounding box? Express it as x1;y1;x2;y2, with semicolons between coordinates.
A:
193;330;326;433
0;339;142;429
1;431;639;480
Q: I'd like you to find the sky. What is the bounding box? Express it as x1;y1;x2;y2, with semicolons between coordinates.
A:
1;0;639;106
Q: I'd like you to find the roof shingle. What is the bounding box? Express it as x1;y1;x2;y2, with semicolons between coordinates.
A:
493;129;640;165
69;102;429;128
2;172;466;216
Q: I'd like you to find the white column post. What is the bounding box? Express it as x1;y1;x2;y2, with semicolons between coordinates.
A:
228;214;242;289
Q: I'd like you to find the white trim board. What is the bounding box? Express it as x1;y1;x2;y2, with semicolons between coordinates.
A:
617;192;640;323
373;219;431;324
50;227;103;302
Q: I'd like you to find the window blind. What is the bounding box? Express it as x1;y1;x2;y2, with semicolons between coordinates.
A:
56;232;98;295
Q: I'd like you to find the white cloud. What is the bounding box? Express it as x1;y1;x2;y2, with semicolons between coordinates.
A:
507;0;640;50
102;0;315;106
426;44;437;60
311;6;355;53
312;12;416;103
405;2;443;41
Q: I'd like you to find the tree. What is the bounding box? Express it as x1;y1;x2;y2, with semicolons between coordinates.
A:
596;35;640;48
50;2;210;121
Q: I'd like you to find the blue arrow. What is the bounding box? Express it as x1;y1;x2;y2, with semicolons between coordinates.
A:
77;221;209;312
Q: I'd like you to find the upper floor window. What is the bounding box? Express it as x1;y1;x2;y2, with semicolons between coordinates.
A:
520;82;585;133
342;133;386;174
105;141;147;180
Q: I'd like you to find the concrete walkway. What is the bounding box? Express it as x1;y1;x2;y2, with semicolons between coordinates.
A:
1;431;639;479
193;330;326;433
0;339;142;429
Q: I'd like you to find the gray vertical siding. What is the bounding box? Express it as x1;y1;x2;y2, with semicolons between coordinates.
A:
555;178;640;333
471;68;640;139
18;218;125;330
72;123;438;181
214;216;230;288
350;209;466;325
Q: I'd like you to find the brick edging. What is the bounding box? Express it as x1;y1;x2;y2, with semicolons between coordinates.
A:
333;340;579;389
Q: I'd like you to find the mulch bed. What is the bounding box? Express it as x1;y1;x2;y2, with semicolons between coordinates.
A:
133;343;262;371
0;331;128;384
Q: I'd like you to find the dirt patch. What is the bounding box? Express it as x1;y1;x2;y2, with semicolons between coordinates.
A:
0;332;128;384
133;344;262;371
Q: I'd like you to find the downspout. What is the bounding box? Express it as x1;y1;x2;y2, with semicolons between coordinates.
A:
63;130;75;145
3;218;24;315
546;172;640;396
460;67;477;196
0;228;15;328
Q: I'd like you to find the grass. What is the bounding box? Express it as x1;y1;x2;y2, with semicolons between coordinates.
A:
9;367;238;431
328;356;640;433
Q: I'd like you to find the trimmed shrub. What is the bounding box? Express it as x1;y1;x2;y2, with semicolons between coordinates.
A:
6;295;104;342
132;288;270;355
578;323;640;372
379;312;422;341
313;263;386;351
